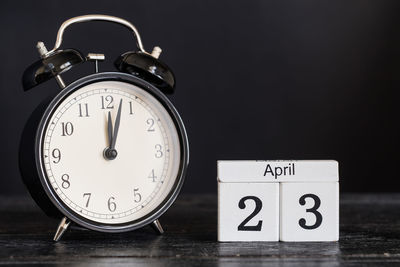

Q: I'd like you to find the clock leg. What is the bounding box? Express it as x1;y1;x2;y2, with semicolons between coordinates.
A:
53;217;71;242
151;219;164;234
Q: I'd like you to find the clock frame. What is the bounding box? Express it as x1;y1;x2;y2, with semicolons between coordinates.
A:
20;72;188;237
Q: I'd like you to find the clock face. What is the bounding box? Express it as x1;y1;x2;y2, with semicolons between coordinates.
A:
39;79;183;226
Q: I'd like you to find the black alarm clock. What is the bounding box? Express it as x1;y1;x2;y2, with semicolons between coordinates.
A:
19;15;189;241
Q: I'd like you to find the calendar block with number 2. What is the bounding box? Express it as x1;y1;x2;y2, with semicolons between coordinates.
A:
217;160;339;242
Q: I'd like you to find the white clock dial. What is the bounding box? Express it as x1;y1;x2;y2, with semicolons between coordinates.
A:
40;81;181;224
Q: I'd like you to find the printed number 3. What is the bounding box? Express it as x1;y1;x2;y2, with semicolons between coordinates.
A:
298;194;323;230
237;196;263;231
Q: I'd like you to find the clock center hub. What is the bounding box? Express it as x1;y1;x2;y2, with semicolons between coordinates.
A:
104;147;118;160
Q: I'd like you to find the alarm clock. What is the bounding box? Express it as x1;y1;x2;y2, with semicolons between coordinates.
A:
19;15;189;241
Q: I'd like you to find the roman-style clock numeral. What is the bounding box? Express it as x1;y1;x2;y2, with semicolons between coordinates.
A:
83;193;91;207
108;197;116;212
134;188;141;203
129;101;133;115
61;122;74;136
61;174;70;189
78;103;89;117
147;118;155;132
148;169;157;182
101;95;114;109
155;144;163;158
52;148;61;163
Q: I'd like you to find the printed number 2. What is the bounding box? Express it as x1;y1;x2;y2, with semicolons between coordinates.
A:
298;194;323;230
237;196;263;231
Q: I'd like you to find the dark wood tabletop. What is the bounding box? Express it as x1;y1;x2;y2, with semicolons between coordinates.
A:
0;193;399;266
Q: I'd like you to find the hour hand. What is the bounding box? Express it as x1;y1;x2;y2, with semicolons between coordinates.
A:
104;100;122;160
104;111;117;160
107;111;113;147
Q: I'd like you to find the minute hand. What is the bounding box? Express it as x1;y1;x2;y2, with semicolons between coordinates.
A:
110;99;123;149
107;111;113;148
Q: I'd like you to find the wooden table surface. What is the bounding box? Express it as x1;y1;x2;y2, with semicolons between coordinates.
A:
0;194;399;266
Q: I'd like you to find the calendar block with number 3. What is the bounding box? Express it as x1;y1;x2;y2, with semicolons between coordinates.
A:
217;160;339;242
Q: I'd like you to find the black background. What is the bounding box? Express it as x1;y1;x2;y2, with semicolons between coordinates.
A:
1;0;399;195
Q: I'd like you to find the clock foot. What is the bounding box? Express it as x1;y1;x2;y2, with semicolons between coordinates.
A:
53;217;71;242
151;219;164;234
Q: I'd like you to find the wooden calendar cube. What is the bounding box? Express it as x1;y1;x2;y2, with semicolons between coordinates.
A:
218;160;339;242
218;182;279;241
280;182;339;241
